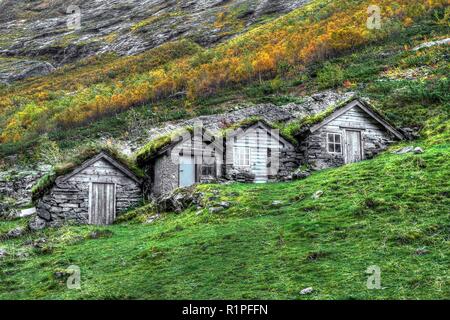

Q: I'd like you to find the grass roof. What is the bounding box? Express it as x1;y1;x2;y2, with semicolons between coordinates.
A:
32;144;143;203
280;96;371;139
135;127;194;166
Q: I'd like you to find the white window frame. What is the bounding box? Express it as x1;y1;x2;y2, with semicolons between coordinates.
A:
327;133;343;154
233;146;251;167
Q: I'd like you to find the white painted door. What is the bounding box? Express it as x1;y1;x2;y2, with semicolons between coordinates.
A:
89;183;116;225
346;130;362;163
179;156;196;187
251;147;268;183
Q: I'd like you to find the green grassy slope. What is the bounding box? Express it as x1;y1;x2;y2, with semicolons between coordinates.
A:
1;139;448;299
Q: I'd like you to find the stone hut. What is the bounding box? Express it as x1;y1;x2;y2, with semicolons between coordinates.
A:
136;128;224;197
35;152;142;226
225;120;300;183
295;99;404;170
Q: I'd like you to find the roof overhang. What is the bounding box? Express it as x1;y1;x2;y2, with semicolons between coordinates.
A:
60;152;142;184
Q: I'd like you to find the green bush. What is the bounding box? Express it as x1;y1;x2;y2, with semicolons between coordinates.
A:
316;62;344;89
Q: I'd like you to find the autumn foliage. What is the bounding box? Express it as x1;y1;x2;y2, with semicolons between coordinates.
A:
0;0;447;143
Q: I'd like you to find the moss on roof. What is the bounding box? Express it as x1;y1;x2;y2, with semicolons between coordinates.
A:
32;144;143;203
135;127;194;166
280;96;368;139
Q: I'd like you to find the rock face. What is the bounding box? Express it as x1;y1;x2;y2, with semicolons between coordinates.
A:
0;0;311;82
0;59;55;84
0;167;50;217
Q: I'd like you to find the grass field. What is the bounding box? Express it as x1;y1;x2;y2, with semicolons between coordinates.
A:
1;140;448;300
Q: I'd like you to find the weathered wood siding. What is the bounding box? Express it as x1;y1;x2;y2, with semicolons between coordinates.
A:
301;106;397;170
225;124;300;182
36;158;142;226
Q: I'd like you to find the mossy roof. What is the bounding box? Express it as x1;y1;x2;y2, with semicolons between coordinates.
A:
32;145;143;203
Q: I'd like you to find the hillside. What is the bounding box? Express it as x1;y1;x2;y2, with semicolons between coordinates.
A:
0;138;448;299
0;0;449;301
0;0;448;161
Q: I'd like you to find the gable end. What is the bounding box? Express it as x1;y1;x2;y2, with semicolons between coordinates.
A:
309;100;403;140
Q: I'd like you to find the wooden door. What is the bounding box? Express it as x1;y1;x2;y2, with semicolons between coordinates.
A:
251;147;268;183
179;156;196;187
345;130;363;163
89;183;116;225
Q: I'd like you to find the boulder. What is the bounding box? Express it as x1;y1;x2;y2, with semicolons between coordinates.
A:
414;147;424;154
28;216;48;231
6;227;26;239
393;146;414;154
145;214;161;224
0;248;7;259
312;191;324;200
292;167;311;180
271;200;284;207
155;187;196;213
19;207;36;218
300;287;314;295
209;207;225;214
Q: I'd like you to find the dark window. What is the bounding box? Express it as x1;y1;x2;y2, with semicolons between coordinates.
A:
201;165;215;177
327;133;342;154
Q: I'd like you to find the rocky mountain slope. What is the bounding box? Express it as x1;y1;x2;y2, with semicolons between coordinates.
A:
0;0;309;82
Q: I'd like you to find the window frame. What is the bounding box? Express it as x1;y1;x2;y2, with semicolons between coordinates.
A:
327;133;343;154
233;146;251;167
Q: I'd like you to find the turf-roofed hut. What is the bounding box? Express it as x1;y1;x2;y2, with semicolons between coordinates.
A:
294;98;404;170
136;128;224;197
32;150;143;227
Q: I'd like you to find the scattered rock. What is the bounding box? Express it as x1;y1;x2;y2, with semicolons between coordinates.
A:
6;227;26;239
271;200;284;207
19;207;36;218
28;216;48;231
27;238;48;249
209;207;225;214
155;187;198;213
400;127;420;140
413;38;450;51
15;251;29;259
415;247;429;255
300;287;314;295
145;214;161;224
88;229;113;239
312;191;324;200
393;146;424;155
292;167;311;180
393;146;414;154
219;201;231;209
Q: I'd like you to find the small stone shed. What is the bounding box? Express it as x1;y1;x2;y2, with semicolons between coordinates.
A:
35;152;142;226
136;128;224;197
295;99;404;170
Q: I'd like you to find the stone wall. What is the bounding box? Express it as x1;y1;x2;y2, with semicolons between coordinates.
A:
150;152;179;197
276;149;304;179
0;166;50;217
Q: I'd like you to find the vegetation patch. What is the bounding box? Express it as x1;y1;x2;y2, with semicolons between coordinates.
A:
135;127;194;166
